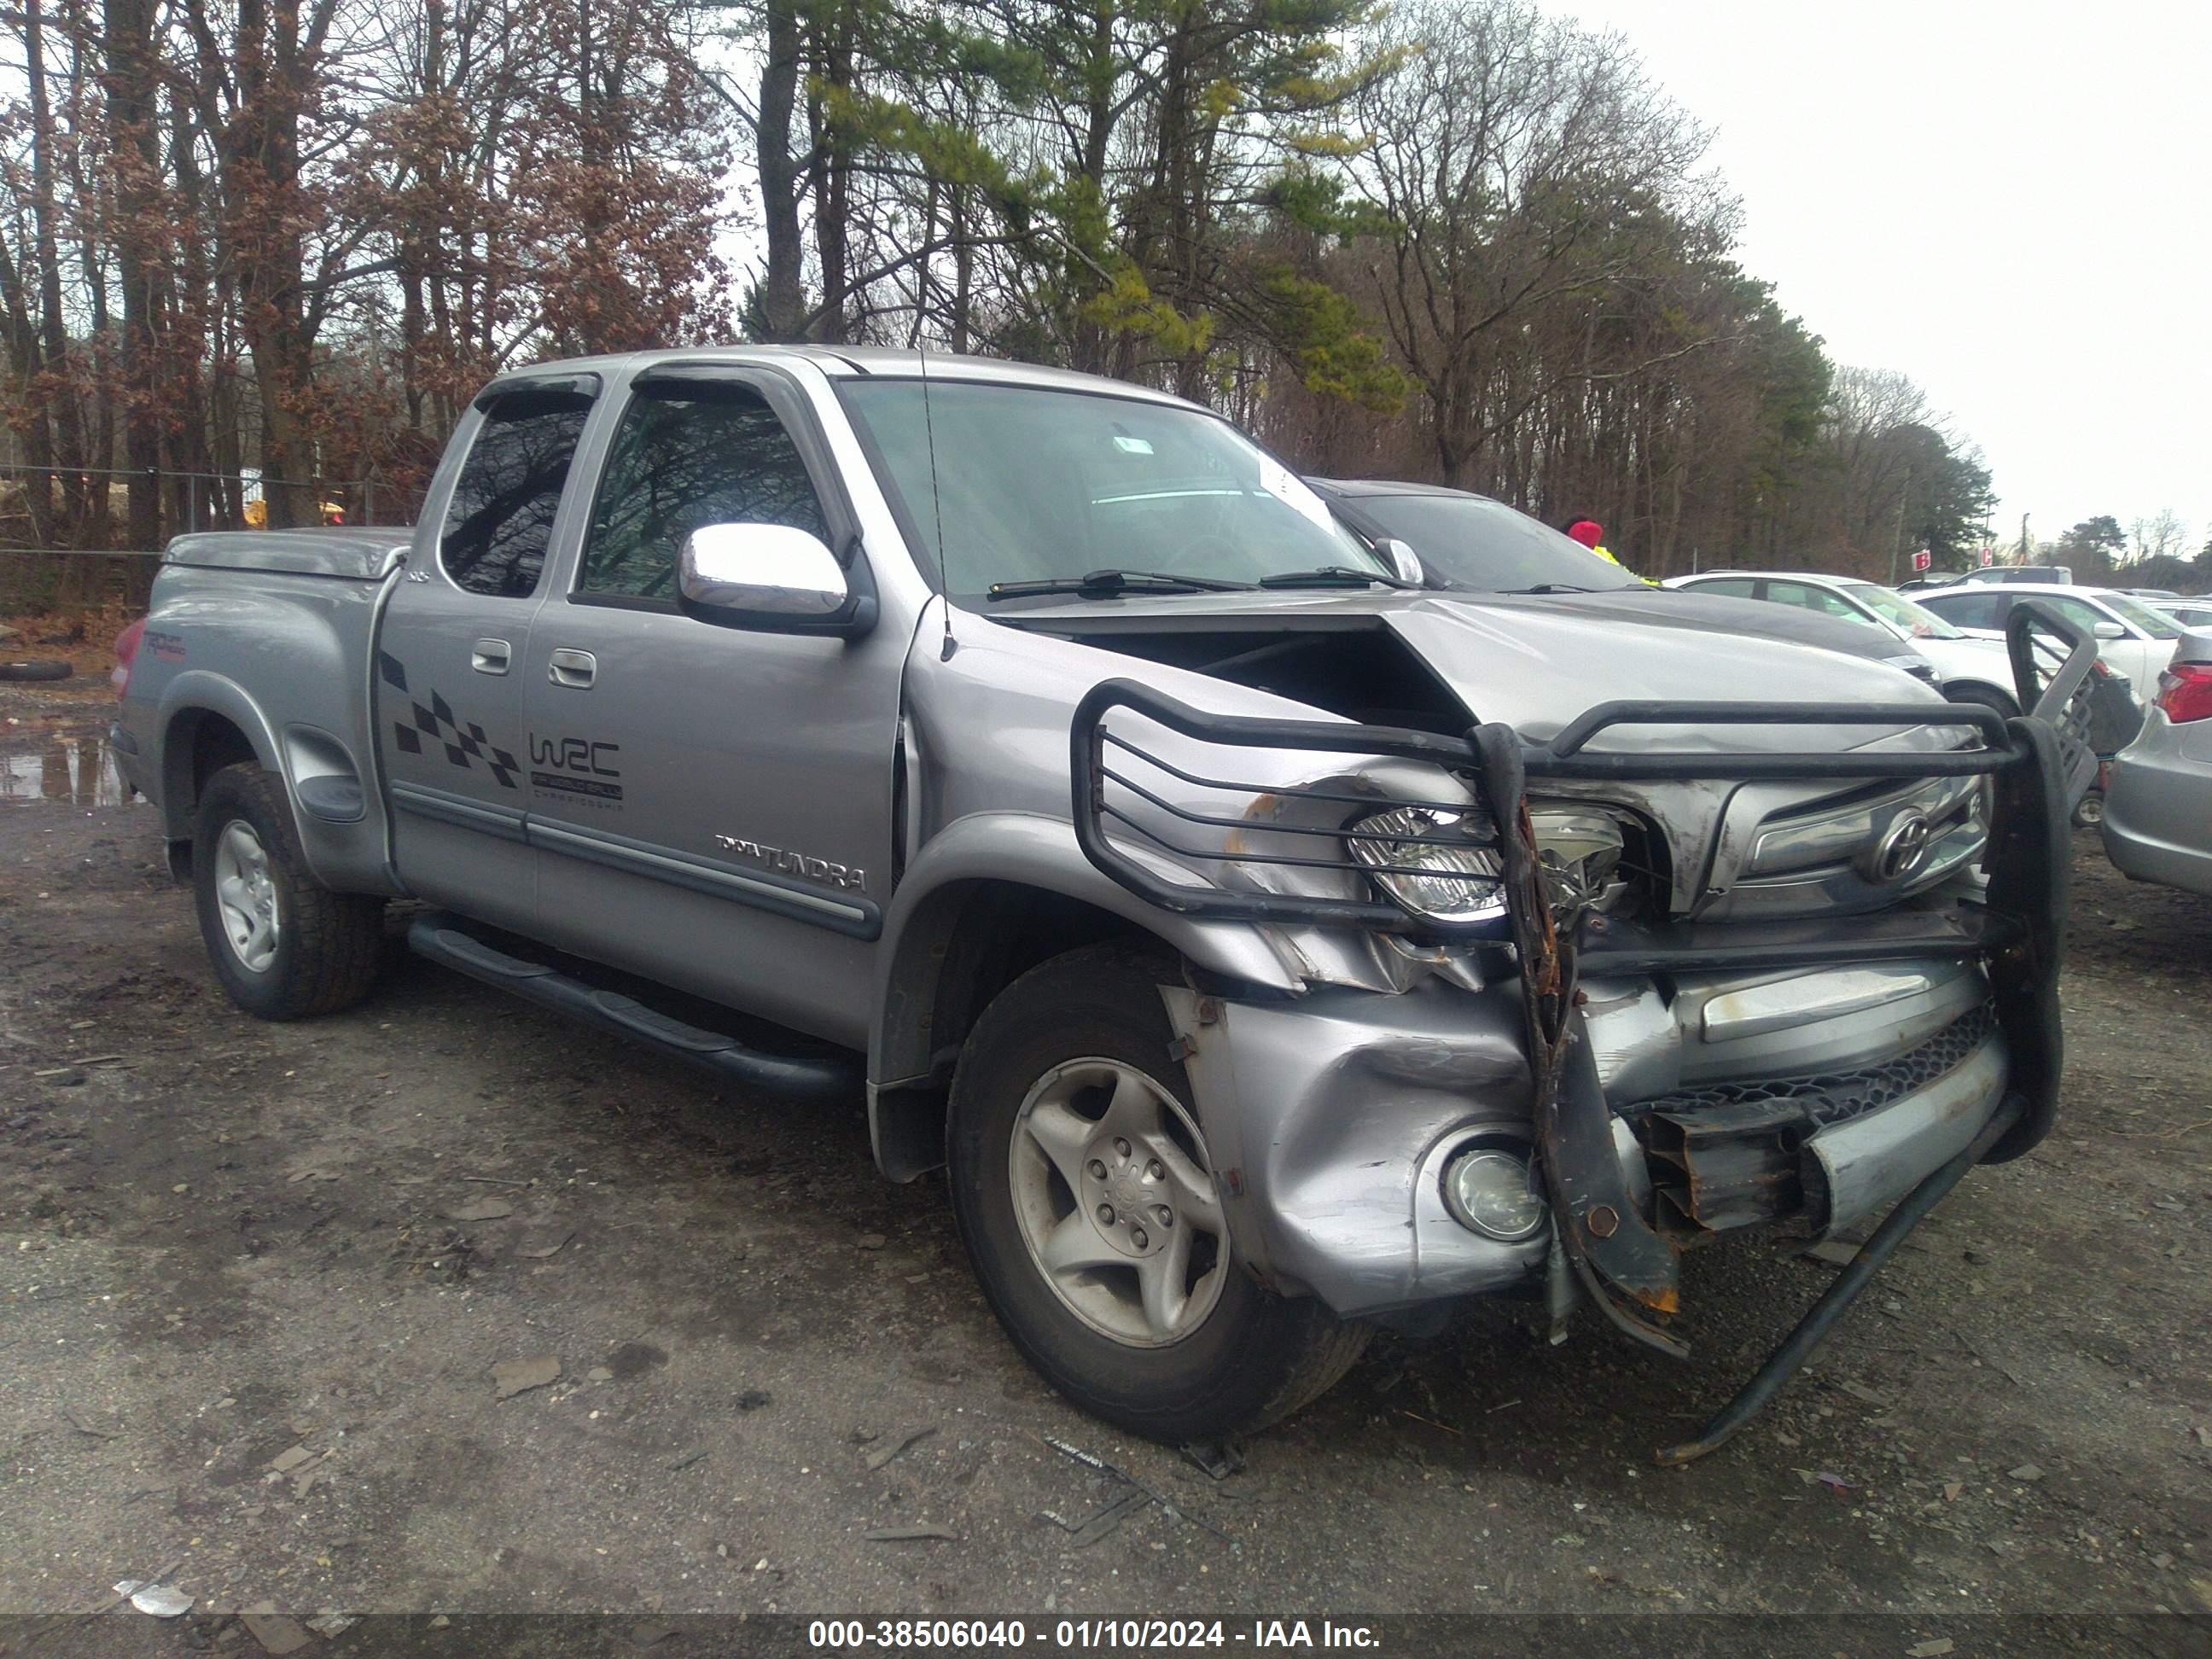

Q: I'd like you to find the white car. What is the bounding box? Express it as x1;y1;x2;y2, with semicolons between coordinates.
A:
1661;570;2027;713
1914;583;2186;706
2150;597;2212;630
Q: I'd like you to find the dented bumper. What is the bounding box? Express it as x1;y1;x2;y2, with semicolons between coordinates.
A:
1162;959;2013;1318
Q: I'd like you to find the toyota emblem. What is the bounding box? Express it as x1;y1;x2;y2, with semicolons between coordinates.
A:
1864;809;1933;885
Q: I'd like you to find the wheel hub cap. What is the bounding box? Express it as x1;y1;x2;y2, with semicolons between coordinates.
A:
212;819;281;974
1007;1057;1228;1348
1081;1140;1173;1259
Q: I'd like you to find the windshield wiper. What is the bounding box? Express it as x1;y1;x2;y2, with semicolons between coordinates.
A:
1504;582;1603;595
1256;565;1419;591
985;568;1257;602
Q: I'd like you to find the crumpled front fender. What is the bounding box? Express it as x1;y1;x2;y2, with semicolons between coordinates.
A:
1160;980;1553;1315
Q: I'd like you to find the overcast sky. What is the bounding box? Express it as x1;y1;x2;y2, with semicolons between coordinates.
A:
1559;0;2212;556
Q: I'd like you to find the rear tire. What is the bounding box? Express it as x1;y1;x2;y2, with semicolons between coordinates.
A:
0;658;70;682
947;944;1371;1441
192;763;384;1020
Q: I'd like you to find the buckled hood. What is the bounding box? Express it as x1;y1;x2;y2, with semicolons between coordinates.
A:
1381;591;1956;755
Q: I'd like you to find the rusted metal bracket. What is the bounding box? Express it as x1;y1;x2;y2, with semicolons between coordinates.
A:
1468;723;1684;1356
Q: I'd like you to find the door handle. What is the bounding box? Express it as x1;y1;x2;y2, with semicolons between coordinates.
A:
547;648;597;690
470;638;511;676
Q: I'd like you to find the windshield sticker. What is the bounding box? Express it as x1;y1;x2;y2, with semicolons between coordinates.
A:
1112;434;1154;456
1257;457;1336;531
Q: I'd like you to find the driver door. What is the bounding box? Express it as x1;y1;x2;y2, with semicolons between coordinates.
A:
517;367;905;1050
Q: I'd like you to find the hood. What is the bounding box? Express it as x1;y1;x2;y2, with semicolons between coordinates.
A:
1382;591;1952;750
993;585;1955;757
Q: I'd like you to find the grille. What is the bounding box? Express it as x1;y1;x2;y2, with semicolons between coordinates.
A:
1625;1004;1999;1234
1624;1004;1997;1134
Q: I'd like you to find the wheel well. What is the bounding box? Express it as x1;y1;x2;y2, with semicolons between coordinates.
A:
870;880;1153;1180
161;709;261;852
923;881;1144;1068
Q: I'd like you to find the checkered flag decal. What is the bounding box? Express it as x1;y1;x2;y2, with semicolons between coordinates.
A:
393;686;520;789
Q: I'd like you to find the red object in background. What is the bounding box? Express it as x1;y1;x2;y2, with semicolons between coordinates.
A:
1912;549;1932;572
1565;520;1603;550
2156;662;2212;724
113;616;145;696
1979;545;1995;567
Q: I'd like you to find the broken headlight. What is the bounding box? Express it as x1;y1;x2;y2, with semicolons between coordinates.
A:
1344;805;1506;924
1528;806;1628;916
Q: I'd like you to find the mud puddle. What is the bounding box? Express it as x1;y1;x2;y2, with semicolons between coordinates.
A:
1;714;136;806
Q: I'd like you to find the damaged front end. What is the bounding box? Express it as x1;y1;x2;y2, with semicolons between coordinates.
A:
1071;602;2097;1456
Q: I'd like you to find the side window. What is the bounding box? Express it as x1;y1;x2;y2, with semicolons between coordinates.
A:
1689;578;1757;598
439;393;591;598
2044;596;2109;634
579;383;830;598
1765;581;1854;618
1926;591;2002;630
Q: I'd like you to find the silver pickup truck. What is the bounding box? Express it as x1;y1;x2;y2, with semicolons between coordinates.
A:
114;347;2092;1452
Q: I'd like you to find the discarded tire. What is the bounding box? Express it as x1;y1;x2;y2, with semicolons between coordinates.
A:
0;659;71;682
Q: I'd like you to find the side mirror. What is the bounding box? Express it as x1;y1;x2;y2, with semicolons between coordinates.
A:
2093;620;2127;641
1377;537;1426;586
677;523;876;637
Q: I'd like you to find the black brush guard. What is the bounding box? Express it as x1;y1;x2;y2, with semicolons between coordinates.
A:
1071;602;2095;1459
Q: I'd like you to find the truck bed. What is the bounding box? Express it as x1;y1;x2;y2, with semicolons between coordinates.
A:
118;528;417;898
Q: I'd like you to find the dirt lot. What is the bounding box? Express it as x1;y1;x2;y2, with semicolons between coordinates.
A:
3;665;2209;1651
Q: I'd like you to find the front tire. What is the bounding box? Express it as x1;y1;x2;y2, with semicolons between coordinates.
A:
192;763;384;1020
947;945;1371;1441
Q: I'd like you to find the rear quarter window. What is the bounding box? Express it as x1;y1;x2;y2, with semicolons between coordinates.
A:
439;393;593;598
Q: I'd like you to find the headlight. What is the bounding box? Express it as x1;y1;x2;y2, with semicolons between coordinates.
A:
1346;802;1630;926
1527;806;1627;914
1344;805;1505;923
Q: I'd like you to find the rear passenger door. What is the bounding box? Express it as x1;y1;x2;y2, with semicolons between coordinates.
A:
378;376;597;932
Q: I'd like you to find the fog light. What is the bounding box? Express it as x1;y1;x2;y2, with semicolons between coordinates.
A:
1442;1147;1547;1242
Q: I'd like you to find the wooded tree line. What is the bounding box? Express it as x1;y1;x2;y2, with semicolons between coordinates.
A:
3;0;2005;593
2043;511;2211;591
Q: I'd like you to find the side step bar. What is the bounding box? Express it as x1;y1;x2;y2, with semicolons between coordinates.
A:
406;912;861;1103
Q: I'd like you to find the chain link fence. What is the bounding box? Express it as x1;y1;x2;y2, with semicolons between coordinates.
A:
0;462;428;612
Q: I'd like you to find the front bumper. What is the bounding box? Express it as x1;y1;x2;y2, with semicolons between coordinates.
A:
2103;714;2212;897
1163;962;2011;1318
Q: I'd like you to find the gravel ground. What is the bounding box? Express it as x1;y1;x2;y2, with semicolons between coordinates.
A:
2;667;2209;1654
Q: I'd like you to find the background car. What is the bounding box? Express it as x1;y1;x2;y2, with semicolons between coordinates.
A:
1662;569;2025;714
2149;597;2212;629
1948;566;2075;587
2104;627;2212;897
1306;478;1947;688
1916;583;2182;705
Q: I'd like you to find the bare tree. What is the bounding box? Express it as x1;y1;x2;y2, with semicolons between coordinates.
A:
1348;0;1728;485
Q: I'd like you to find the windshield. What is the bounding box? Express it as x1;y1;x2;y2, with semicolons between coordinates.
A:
1340;492;1643;592
837;379;1385;600
1840;581;1964;639
2101;594;2184;638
